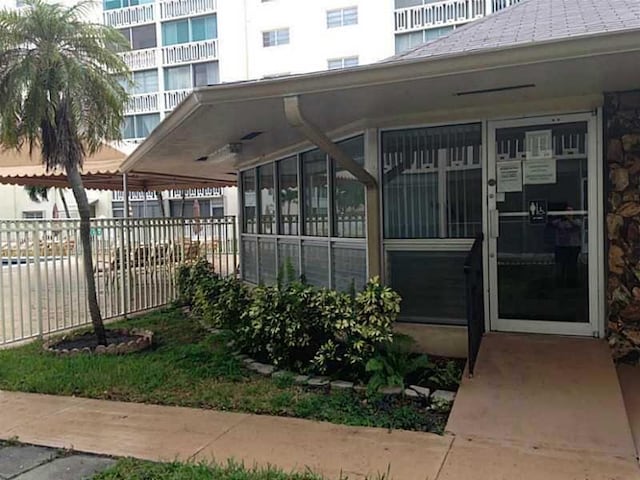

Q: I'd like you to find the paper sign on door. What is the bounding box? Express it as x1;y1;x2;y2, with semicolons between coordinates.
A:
523;158;556;185
496;160;523;193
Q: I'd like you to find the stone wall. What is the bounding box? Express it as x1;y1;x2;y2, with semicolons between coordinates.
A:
605;91;640;362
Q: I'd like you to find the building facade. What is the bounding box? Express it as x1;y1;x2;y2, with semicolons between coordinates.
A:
104;0;520;218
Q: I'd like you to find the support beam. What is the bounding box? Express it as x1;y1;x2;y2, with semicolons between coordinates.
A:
283;96;377;187
364;128;382;279
283;95;381;278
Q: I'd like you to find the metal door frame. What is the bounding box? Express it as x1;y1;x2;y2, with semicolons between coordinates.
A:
485;112;604;337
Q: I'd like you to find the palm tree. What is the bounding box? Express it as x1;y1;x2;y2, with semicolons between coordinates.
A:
0;0;130;345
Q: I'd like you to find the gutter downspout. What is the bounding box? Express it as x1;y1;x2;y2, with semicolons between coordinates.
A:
283;95;381;278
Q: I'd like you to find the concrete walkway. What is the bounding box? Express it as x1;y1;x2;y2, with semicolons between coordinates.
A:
0;443;114;479
1;389;639;479
445;333;640;479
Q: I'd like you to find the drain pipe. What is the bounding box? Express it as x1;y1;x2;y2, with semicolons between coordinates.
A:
283;95;381;277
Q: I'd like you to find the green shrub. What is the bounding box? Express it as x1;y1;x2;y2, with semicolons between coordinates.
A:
192;273;224;324
210;277;250;330
236;277;401;376
365;336;432;393
176;258;216;306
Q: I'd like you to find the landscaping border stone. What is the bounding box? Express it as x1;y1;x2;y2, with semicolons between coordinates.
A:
43;329;153;357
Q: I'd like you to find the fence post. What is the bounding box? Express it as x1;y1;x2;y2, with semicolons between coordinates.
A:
34;222;44;339
119;220;127;317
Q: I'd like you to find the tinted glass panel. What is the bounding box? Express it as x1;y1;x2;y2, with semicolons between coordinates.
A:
334;136;365;238
258;163;276;234
162;19;189;45
191;15;217;41
242;170;257;233
302;149;328;236
164;65;191;90
278;156;299;235
193;62;219;87
131;24;156;49
388;251;467;325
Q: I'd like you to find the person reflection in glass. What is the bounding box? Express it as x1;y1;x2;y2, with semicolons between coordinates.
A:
551;203;582;288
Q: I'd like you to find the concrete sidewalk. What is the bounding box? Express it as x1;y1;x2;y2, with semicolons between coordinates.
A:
0;391;638;480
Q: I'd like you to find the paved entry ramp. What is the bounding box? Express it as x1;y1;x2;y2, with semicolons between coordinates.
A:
446;333;637;460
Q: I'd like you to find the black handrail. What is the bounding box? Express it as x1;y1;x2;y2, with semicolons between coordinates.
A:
464;233;484;378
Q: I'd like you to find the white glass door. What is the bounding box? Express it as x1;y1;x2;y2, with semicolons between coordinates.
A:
487;114;600;336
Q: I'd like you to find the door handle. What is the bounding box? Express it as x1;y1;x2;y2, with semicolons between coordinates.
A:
489;210;500;239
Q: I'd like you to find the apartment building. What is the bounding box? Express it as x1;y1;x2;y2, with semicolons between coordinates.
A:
0;0;520;219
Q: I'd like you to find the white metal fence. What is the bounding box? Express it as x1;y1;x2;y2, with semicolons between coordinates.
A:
0;216;237;347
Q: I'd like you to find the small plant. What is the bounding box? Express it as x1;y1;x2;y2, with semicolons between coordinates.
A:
365;336;432;393
425;360;463;391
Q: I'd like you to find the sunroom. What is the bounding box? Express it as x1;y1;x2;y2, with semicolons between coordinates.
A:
122;0;640;356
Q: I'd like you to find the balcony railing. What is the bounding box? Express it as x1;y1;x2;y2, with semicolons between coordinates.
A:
162;39;218;66
120;47;158;71
160;0;217;20
394;0;521;34
125;93;160;115
164;88;192;110
166;188;224;199
103;3;155;28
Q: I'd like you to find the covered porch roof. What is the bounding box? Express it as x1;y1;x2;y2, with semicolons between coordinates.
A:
122;27;640;180
0;143;230;191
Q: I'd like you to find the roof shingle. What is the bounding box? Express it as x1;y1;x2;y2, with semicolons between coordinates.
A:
389;0;640;62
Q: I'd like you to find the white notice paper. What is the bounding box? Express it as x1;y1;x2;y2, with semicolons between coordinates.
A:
497;160;523;193
523;158;557;185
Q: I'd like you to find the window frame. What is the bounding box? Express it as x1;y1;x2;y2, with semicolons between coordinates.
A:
326;6;358;29
262;28;290;47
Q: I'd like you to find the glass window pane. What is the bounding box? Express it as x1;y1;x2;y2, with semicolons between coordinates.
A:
135;113;159;137
334;136;365;238
276;28;289;45
193;62;219;87
104;0;123;10
302;242;328;288
258;238;277;285
131;24;156;49
164;65;191;90
302;149;328;236
191;15;217;41
343;56;359;67
278;156;299;235
332;245;366;292
262;31;276;47
118;28;131;47
242;170;257;234
388;250;467;325
132;70;158;94
162;20;189;46
327;9;342;28
242;238;257;283
342;7;358;25
258;163;276;234
328;59;343;70
382;123;482;239
394;31;423;54
122;116;135;139
278;241;300;281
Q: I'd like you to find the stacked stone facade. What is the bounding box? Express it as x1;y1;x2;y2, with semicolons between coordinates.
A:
605;91;640;361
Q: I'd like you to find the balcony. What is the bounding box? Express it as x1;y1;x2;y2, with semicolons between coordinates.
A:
162;39;218;66
160;0;217;20
164;88;192;111
394;0;521;34
125;93;160;115
120;47;158;71
103;3;155;28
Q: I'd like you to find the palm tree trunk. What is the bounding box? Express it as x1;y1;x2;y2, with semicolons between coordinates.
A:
67;163;107;345
58;188;71;218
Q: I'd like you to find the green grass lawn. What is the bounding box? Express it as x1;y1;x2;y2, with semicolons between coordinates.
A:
93;458;387;480
0;308;447;433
